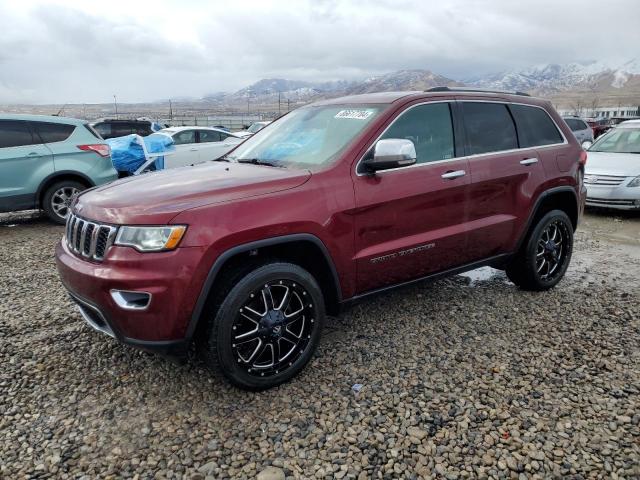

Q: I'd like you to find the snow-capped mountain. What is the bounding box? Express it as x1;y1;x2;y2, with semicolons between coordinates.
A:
468;59;640;94
344;70;462;94
219;70;460;107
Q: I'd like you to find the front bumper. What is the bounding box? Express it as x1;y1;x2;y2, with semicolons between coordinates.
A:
55;239;209;357
585;182;640;210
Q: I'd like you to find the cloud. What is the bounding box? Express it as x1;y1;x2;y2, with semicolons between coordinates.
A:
0;0;638;103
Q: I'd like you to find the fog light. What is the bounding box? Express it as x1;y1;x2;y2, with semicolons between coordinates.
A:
110;290;151;310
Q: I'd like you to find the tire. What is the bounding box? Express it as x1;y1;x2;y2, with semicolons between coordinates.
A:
42;180;86;224
200;262;325;390
506;209;574;291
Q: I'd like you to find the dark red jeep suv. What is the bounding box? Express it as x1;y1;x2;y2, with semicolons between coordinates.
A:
56;88;587;390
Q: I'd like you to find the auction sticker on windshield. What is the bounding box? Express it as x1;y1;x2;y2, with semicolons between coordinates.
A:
335;109;375;120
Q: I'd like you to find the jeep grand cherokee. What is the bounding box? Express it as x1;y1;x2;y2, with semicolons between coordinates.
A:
56;88;587;390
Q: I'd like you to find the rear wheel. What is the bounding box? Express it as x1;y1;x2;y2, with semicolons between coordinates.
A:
42;180;86;224
200;262;325;390
506;210;574;291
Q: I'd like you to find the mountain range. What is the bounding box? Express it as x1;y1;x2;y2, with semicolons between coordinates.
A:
206;59;640;110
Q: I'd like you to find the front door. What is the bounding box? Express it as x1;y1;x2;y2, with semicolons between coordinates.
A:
351;101;472;294
167;129;199;168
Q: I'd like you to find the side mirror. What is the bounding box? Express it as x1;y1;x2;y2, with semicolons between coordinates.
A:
581;140;593;150
362;138;417;173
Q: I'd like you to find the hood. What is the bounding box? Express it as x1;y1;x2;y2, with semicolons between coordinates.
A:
74;162;311;224
585;152;640;176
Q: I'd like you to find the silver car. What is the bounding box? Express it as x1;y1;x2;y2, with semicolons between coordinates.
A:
563;117;594;144
584;120;640;210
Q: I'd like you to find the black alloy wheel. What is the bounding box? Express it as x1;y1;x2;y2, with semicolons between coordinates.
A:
232;280;315;377
506;209;574;291
200;262;325;390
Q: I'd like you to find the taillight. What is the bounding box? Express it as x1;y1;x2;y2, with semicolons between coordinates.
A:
579;150;587;166
78;144;110;158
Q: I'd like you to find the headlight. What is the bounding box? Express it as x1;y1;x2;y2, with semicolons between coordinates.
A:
115;225;187;252
628;176;640;187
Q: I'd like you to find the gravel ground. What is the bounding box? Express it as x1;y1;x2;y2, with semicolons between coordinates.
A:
1;210;639;479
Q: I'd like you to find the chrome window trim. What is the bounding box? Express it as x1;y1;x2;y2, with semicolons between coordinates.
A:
354;99;568;177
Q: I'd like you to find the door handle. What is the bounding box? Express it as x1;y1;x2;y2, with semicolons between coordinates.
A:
520;158;538;166
441;170;466;180
27;152;40;157
189;148;198;151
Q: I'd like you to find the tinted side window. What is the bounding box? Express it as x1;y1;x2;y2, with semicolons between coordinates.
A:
463;103;518;154
134;123;151;136
564;118;585;131
381;103;455;164
93;123;111;138
32;122;75;143
199;130;222;143
173;130;196;145
512;105;564;147
0;120;37;148
113;123;134;137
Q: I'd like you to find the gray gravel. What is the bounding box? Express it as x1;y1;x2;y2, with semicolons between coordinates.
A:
1;210;639;479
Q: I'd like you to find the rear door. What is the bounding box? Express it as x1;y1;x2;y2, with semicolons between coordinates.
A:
461;101;547;260
352;101;472;293
0;120;53;211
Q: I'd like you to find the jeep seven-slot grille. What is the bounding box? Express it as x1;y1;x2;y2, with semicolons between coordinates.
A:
65;213;118;261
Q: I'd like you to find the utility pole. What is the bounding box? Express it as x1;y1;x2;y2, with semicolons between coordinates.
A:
113;95;118;119
247;96;250;114
278;92;281;116
287;98;291;112
169;99;173;121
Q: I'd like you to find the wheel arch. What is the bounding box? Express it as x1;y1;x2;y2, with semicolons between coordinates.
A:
515;186;578;252
186;234;342;342
36;171;94;208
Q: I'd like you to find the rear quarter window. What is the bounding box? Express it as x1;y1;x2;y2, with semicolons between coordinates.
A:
511;105;564;147
0;120;37;148
31;121;75;143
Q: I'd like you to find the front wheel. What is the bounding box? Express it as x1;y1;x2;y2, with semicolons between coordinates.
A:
42;180;86;224
506;210;574;291
200;262;325;390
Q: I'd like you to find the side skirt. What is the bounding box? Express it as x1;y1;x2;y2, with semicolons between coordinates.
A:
340;253;512;310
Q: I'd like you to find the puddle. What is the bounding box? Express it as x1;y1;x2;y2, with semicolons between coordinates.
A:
458;266;504;285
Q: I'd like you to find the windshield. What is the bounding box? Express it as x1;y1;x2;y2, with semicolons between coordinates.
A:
589;128;640;153
226;105;384;169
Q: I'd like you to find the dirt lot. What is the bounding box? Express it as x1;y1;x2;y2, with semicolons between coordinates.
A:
1;210;639;479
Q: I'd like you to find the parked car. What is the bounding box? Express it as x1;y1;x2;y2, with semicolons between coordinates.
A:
157;127;244;168
585;118;611;139
563;116;594;144
583;119;640;210
0;114;117;224
235;121;272;138
92;119;162;140
56;88;586;390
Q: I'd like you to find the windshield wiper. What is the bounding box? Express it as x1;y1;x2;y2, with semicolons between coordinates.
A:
237;158;283;167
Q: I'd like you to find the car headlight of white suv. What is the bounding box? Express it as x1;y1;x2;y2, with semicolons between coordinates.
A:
628;176;640;188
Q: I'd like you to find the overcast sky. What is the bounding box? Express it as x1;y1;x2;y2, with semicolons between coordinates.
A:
1;0;638;104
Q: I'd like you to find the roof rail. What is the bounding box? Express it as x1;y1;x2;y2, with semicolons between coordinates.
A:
425;86;530;97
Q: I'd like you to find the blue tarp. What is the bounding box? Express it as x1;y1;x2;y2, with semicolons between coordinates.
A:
106;133;175;173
